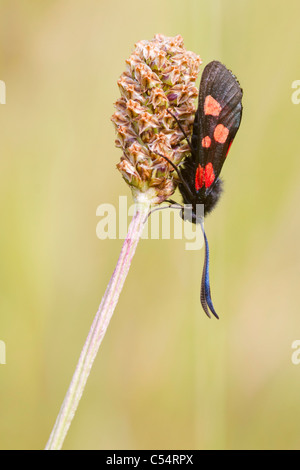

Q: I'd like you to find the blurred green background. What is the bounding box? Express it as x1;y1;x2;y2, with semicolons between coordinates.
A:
0;0;300;450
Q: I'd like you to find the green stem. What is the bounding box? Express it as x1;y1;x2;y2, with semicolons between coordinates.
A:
45;202;149;450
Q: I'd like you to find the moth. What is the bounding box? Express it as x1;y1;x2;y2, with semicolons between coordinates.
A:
162;61;243;318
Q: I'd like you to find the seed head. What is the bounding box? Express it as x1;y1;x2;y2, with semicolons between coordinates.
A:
111;34;202;204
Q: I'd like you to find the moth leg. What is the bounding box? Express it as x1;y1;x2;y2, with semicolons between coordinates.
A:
144;202;182;223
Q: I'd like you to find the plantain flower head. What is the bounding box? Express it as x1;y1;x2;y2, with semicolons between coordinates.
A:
111;34;202;204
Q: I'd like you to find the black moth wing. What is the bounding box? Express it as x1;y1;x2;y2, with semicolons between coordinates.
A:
191;60;243;184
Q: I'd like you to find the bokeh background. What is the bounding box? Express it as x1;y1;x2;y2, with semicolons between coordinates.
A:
0;0;300;450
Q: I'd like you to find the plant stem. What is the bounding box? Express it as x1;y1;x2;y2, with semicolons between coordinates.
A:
45;201;149;450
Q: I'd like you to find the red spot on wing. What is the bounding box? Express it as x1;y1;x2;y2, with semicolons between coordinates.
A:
214;124;229;143
204;162;215;188
202;136;211;148
204;95;222;116
195;163;215;190
195;165;204;191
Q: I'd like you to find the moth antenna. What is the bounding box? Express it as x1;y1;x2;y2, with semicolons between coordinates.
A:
199;220;219;319
154;151;194;200
167;108;193;152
